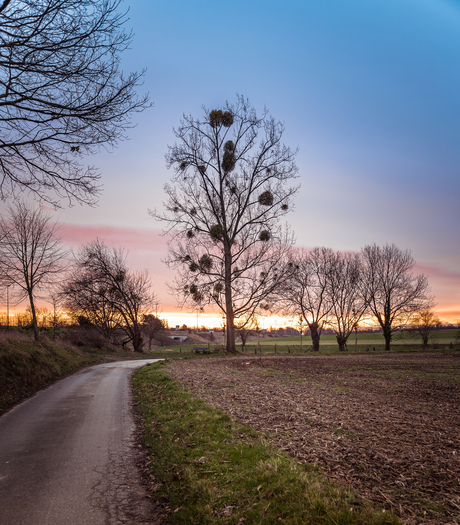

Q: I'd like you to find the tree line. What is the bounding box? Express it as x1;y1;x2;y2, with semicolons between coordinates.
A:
281;245;433;352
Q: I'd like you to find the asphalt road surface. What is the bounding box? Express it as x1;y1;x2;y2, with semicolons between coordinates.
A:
0;359;162;525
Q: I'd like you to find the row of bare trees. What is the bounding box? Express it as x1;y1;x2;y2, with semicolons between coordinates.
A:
0;202;159;351
281;245;432;352
0;200;435;352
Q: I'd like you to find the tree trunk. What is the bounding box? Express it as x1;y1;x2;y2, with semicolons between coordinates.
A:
336;334;348;352
226;310;236;353
28;291;39;341
382;304;392;351
132;327;144;353
383;326;392;351
224;246;236;353
309;322;321;352
420;329;429;347
239;331;249;352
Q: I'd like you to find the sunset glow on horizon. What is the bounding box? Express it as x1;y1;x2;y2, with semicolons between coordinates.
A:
159;310;460;330
4;303;459;330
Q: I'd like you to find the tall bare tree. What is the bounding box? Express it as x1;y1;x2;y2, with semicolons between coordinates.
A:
361;243;431;351
281;247;336;352
152;96;298;353
0;0;150;206
327;251;367;352
0;202;68;340
62;239;155;352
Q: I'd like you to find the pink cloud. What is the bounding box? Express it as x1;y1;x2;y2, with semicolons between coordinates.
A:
59;224;168;252
39;202;56;212
59;223;170;270
413;263;460;283
60;223;176;308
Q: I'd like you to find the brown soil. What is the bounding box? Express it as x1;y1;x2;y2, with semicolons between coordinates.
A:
166;352;460;524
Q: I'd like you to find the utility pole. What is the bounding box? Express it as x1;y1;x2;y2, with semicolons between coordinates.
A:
353;309;358;350
299;315;304;351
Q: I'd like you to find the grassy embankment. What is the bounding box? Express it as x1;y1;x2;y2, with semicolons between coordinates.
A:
133;360;400;525
0;330;106;414
0;329;172;415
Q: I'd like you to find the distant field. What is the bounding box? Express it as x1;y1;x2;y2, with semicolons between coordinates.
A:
147;328;459;357
142;328;459;357
256;328;458;348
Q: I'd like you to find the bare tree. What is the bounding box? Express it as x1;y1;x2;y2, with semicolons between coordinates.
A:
0;202;68;340
281;247;336;352
64;274;121;343
327;251;367;352
235;313;259;351
0;0;150;206
411;307;440;348
152;96;299;353
62;239;155;352
361;243;431;351
142;314;164;351
62;245;117;342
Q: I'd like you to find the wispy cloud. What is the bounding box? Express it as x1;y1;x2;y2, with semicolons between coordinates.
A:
60;224;168;253
60;223;176;308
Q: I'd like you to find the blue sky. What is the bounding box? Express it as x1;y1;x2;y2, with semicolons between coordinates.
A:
7;0;460;321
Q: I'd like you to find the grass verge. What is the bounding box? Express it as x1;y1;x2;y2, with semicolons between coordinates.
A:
132;361;400;525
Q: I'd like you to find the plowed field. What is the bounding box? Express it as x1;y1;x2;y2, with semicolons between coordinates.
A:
166;353;460;524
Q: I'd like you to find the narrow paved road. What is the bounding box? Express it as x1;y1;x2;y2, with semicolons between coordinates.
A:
0;359;162;525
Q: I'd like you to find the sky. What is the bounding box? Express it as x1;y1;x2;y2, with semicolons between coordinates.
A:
3;0;460;325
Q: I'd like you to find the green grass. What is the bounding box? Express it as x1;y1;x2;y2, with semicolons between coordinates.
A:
252;328;459;349
132;361;400;525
